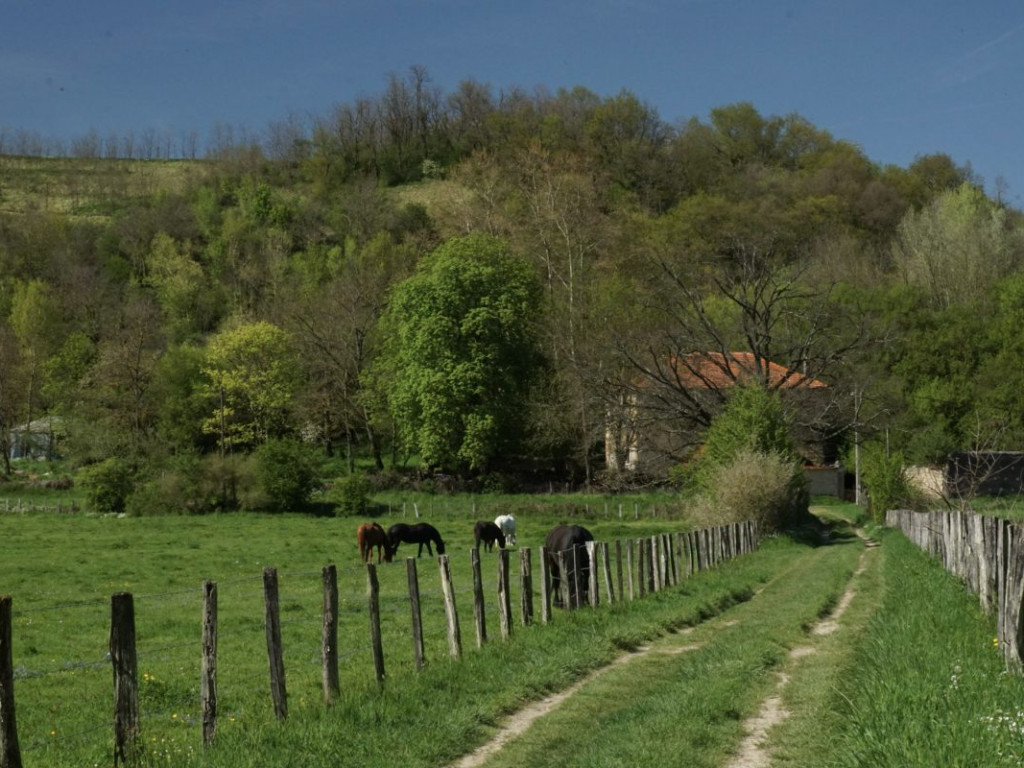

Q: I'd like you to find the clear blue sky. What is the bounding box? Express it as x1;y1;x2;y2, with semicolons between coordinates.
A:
5;0;1024;203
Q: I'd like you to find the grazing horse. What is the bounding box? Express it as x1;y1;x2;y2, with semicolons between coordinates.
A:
357;522;393;564
387;522;446;557
474;520;506;551
544;524;594;609
494;514;517;546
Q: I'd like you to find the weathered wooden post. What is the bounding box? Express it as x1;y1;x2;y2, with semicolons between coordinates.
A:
263;569;288;718
471;548;487;647
407;559;426;670
651;536;662;592
587;542;599;608
626;539;635;601
557;550;569;609
366;563;385;685
0;596;22;768
637;539;646;598
498;549;513;639
615;540;624;601
645;538;655;593
599;542;614;603
321;567;339;704
110;592;140;766
519;547;533;626
201;580;218;745
438;555;462;659
539;546;551;624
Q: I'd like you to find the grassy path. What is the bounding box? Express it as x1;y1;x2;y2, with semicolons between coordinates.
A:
453;526;865;768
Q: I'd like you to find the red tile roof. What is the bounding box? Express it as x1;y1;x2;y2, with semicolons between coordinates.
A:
669;352;827;390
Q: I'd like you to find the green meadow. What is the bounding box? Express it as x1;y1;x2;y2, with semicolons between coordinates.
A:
4;499;1024;766
1;503;694;766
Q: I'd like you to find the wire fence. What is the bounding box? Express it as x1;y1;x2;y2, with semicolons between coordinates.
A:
0;519;759;766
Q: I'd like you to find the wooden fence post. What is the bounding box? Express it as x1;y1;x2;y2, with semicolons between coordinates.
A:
557;551;569;609
471;548;487;648
366;563;385;685
519;548;533;627
587;542;599;608
601;541;614;604
498;549;513;639
538;546;551;624
110;592;140;766
201;580;218;746
407;558;426;670
321;567;339;704
263;569;288;719
655;536;663;593
0;596;22;768
636;539;646;598
626;540;635;601
646;538;656;593
439;555;462;659
615;540;624;601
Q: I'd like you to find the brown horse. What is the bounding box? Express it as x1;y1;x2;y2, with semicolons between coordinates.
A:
357;522;393;563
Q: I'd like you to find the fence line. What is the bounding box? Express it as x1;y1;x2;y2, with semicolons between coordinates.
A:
0;519;760;766
886;508;1023;671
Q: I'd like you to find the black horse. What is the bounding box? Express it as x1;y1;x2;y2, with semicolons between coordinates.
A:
473;520;506;551
387;522;446;557
545;524;594;609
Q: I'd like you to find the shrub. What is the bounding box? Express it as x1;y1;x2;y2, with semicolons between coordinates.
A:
691;449;809;531
332;473;372;516
202;453;258;511
78;458;135;514
861;442;910;521
689;384;796;494
125;453;261;515
253;439;321;511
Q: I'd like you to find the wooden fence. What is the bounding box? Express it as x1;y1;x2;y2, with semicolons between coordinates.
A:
0;520;758;767
886;509;1024;671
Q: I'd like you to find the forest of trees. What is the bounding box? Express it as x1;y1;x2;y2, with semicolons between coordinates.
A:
2;67;1022;511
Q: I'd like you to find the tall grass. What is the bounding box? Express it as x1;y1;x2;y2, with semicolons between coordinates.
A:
817;529;1024;766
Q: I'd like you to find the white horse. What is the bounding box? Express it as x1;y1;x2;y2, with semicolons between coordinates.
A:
494;514;517;546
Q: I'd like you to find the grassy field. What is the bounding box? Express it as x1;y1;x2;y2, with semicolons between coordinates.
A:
0;504;703;767
5;498;1024;766
0;155;208;218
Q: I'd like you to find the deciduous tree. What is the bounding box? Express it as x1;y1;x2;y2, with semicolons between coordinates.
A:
372;233;543;473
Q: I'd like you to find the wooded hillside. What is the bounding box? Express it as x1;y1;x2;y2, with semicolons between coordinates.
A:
2;70;1022;504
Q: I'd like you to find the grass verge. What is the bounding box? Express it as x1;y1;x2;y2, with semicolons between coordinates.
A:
779;526;1024;767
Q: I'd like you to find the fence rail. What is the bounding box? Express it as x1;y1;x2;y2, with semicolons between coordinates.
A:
0;520;760;767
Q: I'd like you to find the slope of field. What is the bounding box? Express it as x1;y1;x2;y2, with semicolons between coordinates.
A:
0;155;208;218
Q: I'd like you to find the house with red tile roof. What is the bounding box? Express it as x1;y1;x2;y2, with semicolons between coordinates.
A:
605;351;835;479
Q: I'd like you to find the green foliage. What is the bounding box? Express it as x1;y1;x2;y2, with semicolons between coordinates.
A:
692;449;809;531
690;384;796;493
685;386;808;531
373;233;543;473
253;438;321;511
201;321;299;452
78;457;135;514
893;182;1022;308
861;441;909;521
331;471;373;516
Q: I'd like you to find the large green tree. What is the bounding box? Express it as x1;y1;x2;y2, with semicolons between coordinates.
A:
202;320;299;453
372;233;543;473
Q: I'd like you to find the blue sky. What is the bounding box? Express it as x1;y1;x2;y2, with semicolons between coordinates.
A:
5;0;1024;203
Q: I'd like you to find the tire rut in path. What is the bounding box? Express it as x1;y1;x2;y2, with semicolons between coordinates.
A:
446;630;706;768
724;542;872;768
